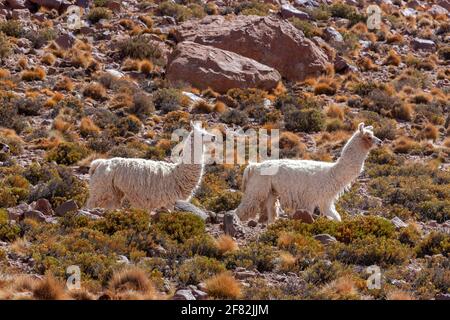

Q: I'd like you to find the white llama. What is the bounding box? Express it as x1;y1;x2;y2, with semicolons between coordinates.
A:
235;123;382;223
86;122;216;211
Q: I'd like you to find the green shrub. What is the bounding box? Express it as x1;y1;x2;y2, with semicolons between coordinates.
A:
46;142;90;166
156;212;205;243
328;236;411;267
284;108;324;133
178;256;225;285
25;27;57;49
234;1;271;16
183;234;219;258
304;260;344;285
0;20;23;37
203;191;242;212
220;109;249;126
118;35;164;64
225;243;276;272
0;209;21;242
94;209;151;235
87;7;112;24
0;32;12;60
416;232;449;258
152;88;183;114
289;18;321;38
27;163;89;209
330;3;366;26
156;1;194;22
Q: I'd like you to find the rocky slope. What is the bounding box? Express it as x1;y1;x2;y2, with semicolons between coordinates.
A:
0;0;449;300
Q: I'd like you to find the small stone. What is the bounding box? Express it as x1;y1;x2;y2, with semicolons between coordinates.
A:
192;289;208;300
280;3;310;20
411;38;436;51
23;210;47;223
54;33;76;50
55;200;78;216
235;270;257;280
247;220;258;228
116;255;130;264
223;211;241;237
391;216;408;229
313;234;337;245
34;198;53;215
173;289;196;300
435;293;450;300
292;210;314;224
174;200;209;221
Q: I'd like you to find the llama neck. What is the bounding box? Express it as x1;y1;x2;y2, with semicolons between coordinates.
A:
173;133;206;201
330;135;369;189
173;161;205;201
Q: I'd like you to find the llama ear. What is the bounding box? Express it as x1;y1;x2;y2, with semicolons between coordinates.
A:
358;122;365;133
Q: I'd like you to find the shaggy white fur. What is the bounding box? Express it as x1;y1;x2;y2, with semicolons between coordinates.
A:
235;123;382;223
86;122;215;211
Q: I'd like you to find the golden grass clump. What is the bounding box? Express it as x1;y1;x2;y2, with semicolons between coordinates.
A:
214;101;227;113
313;77;338;96
41;53;56;65
326;104;345;120
279;251;296;272
386;289;415;300
32;275;67;300
80;117;101;137
193;100;214;114
421;123;439;141
392;136;419;154
108;267;158;300
122;58;140;71
21;67;46;81
205;272;241;300
215;235;238;255
83;82;107;101
139;59;154;74
384;49;401;66
54;76;74;91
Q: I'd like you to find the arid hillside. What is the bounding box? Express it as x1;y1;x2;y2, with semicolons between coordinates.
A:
0;0;449;300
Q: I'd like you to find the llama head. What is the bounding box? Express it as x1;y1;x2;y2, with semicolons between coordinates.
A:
177;122;217;164
0;143;10;153
356;123;382;150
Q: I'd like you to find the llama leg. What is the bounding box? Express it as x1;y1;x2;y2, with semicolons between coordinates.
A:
263;192;277;223
323;203;342;221
236;178;271;221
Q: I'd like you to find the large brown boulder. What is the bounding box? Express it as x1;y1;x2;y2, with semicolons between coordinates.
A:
174;15;328;82
166;41;281;93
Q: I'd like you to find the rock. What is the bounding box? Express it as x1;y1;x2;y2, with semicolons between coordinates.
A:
7;204;30;221
429;4;448;17
435;293;450;300
391;216;408;229
334;55;355;73
247;220;258;228
192;289;208;300
235;270;257;280
11;8;30;20
401;8;417;17
173;289;196;300
313;234;337;245
76;210;102;220
167;41;281;94
197;282;207;291
75;0;90;8
55;200;78;216
174;200;209;221
6;0;27;9
411;38;436;51
116;255;130;264
54;33;76;50
174;15;328;82
223;211;242;237
323;27;343;44
182;91;204;104
29;0;66;10
33;199;53;215
280;4;310;20
438;0;450;11
106;1;120;12
292;210;315;224
23;210;47;223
